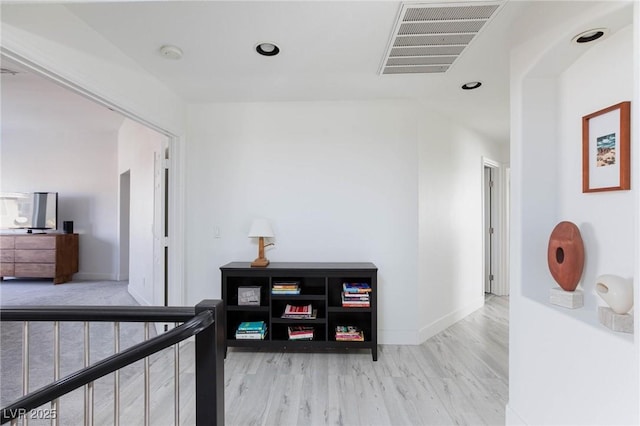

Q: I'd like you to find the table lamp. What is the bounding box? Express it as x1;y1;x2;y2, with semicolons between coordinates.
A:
248;219;274;267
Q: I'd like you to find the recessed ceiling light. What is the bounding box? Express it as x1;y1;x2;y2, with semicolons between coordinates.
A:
256;42;280;57
461;81;482;90
159;45;183;60
572;28;608;44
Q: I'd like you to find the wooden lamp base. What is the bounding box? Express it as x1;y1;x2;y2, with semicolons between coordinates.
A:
250;236;272;267
251;257;270;267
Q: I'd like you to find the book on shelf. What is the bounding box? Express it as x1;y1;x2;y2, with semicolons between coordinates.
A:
341;292;370;308
342;291;370;299
342;282;372;293
235;331;267;340
281;304;317;319
272;289;301;295
272;281;301;295
335;325;364;342
236;321;267;332
287;325;314;340
235;321;267;340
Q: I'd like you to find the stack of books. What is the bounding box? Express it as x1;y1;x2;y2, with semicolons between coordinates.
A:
272;281;301;295
335;325;364;342
287;325;314;340
235;321;267;340
341;282;371;307
281;304;317;319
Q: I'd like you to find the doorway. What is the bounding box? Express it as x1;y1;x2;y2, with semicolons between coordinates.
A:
1;52;184;307
484;166;495;294
482;157;508;296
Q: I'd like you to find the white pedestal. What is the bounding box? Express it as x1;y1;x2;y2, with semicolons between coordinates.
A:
550;288;583;309
598;307;634;333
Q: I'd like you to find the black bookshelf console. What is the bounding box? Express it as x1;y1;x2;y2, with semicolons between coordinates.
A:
220;262;378;361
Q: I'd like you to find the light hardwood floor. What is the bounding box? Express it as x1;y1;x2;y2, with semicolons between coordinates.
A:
222;295;508;426
1;281;508;426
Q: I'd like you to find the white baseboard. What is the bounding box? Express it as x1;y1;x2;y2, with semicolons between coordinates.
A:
417;296;485;344
378;296;485;345
378;329;420;345
74;272;117;281
505;403;527;425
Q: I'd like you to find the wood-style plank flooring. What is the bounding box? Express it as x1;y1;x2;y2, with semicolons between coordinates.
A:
222;295;508;426
2;285;508;426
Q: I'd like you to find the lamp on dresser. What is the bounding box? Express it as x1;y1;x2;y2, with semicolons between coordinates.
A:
248;219;274;267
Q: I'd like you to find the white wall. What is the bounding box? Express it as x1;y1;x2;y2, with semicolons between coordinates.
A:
118;119;165;305
186;100;420;343
186;100;506;344
418;110;508;341
0;128;120;280
509;2;638;424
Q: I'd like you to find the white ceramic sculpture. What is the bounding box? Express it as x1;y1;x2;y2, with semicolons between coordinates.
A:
595;274;634;314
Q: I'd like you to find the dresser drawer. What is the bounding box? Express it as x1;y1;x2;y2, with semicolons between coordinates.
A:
0;250;15;262
15;236;56;250
0;263;14;276
15;263;55;277
0;236;15;249
15;250;55;263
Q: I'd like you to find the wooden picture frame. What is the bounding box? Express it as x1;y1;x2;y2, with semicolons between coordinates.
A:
582;101;631;192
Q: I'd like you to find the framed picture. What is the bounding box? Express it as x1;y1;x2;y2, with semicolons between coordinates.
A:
238;286;261;306
582;101;631;192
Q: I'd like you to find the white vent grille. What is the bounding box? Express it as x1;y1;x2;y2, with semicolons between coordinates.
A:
380;2;501;75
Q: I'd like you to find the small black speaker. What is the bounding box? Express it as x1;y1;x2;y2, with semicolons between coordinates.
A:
63;221;74;234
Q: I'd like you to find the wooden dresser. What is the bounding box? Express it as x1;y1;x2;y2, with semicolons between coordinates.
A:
0;233;79;284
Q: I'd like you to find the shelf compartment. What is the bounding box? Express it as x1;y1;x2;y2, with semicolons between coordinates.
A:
227;311;269;342
272;299;326;322
327;276;373;308
272;276;326;296
271;323;327;341
271;294;325;301
328;312;372;343
225;276;270;307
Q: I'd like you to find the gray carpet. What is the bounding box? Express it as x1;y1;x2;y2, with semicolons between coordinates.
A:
0;279;153;425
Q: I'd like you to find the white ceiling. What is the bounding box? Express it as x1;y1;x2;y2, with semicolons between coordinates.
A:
1;1;625;143
1;57;125;132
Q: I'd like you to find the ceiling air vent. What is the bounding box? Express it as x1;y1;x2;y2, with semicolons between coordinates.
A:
380;2;501;75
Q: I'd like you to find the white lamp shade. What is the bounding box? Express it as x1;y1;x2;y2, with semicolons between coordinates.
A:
248;219;274;238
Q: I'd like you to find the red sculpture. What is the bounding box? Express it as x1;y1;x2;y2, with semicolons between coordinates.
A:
547;221;585;292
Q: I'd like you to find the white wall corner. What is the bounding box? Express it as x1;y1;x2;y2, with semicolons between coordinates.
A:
115;273;129;282
128;284;152;307
417;295;485;344
505;403;527;425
